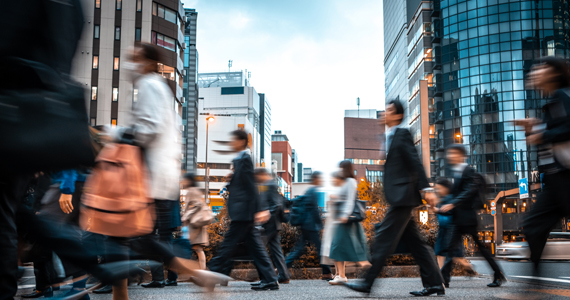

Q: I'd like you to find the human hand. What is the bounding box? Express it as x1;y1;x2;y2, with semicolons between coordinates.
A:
526;133;543;145
339;217;348;224
511;118;541;134
254;210;271;224
59;194;74;214
440;204;455;213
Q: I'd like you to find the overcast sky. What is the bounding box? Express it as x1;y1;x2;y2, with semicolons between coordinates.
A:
183;0;385;174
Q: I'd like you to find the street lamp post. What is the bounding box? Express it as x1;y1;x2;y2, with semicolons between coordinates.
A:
205;116;215;204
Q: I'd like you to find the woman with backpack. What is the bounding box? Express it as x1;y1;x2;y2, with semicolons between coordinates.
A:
327;161;370;285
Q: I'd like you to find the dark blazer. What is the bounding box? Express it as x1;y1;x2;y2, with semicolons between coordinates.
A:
227;152;268;222
448;165;479;227
301;187;323;231
261;180;283;233
383;127;429;207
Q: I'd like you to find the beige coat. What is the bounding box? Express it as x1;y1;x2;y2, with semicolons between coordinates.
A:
183;187;209;246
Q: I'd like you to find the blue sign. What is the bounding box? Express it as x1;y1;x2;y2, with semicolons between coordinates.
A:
519;178;529;199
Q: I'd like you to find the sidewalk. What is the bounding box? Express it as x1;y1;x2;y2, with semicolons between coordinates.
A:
17;277;570;299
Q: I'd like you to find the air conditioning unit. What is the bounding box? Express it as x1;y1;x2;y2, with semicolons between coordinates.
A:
182;70;187;76
182;43;187;49
180;97;185;103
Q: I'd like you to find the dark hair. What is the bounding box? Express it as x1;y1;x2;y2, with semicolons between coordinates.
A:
139;43;161;62
254;168;270;176
231;130;249;148
183;173;196;187
446;143;467;156
311;171;322;182
388;99;404;115
538;57;570;90
339;160;355;179
435;178;452;191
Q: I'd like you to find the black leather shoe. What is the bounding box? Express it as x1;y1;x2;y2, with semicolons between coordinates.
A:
164;279;178;286
410;285;445;296
93;284;112;294
250;281;262;286
444;282;449;288
343;281;372;295
487;273;507;287
141;280;165;288
251;281;279;291
21;287;53;298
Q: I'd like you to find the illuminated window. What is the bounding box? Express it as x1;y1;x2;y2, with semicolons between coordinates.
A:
92;55;99;69
112;88;119;102
111;118;117;127
91;87;97;101
152;32;176;52
95;0;100;9
116;0;121;10
136;0;142;12
157;63;175;81
113;57;120;70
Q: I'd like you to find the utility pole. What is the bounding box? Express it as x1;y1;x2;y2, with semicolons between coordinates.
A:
228;60;233;72
357;97;360;118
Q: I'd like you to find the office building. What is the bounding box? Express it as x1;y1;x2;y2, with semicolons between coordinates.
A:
272;130;293;199
182;8;198;172
259;93;272;169
73;0;186;128
302;167;313;183
344;109;385;182
389;0;570;246
196;71;262;211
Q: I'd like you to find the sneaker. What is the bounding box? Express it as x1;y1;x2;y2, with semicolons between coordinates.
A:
328;276;348;285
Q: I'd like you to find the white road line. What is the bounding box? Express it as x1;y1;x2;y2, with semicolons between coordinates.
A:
559;277;570;279
512;275;570;284
17;284;35;289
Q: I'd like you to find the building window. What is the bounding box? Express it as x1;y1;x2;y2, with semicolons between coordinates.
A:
90;118;96;126
133;88;138;102
152;31;176;52
91;87;97;101
116;0;121;10
136;0;142;11
113;57;120;70
157;63;175;81
92;55;99;69
221;87;245;95
112;88;119;102
135;28;141;41
111;118;117;127
94;25;100;39
95;0;100;9
152;2;177;24
115;27;121;40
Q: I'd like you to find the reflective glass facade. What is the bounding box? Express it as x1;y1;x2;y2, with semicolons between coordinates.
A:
432;0;570;195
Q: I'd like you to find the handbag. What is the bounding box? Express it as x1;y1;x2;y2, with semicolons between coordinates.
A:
182;202;214;228
0;58;95;173
80;143;155;237
347;193;367;223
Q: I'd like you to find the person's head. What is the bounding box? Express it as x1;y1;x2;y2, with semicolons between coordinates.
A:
528;57;570;94
128;43;161;76
254;168;272;183
332;171;345;187
435;178;452;197
385;100;404;127
339;160;355;179
311;171;323;187
181;173;196;188
230;130;249;152
446;144;467;165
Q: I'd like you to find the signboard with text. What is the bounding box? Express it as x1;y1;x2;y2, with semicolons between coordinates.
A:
519;178;529;199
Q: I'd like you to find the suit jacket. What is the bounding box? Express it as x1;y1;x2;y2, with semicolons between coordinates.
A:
227;151;268;222
261;180;283;233
383;127;429;207
301;187;323;231
448;165;479;227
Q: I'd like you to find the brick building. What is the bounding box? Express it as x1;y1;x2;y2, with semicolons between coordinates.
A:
344;109;385;182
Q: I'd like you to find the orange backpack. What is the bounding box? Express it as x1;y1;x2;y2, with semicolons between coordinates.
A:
80;143;155;237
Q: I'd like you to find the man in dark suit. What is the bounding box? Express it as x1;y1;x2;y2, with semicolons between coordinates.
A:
344;100;445;297
285;172;333;280
208;130;279;291
439;144;505;287
253;168;290;284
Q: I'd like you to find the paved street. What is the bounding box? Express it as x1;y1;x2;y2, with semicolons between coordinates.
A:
471;259;570;288
16;277;570;299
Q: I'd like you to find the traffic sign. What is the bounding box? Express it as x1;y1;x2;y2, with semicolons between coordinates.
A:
519;178;529;199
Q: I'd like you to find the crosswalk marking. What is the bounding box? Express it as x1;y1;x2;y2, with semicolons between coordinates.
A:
511;275;570;284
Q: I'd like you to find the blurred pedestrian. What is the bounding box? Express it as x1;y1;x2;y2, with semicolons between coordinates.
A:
432;178;475;281
328;162;370;285
253;168;290;285
344;100;445;296
208;130;279;291
285;171;333;280
439;144;505;287
514;57;570;273
181;173;209;271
